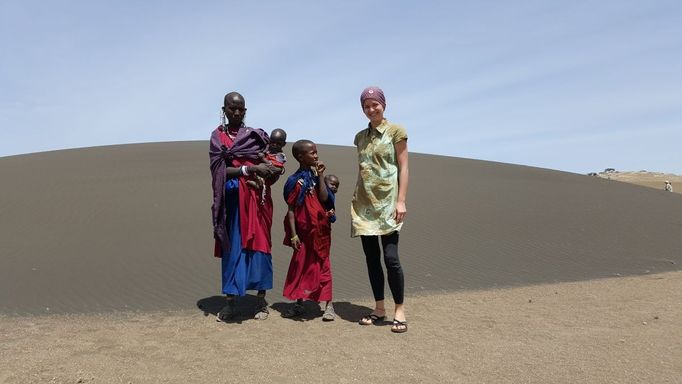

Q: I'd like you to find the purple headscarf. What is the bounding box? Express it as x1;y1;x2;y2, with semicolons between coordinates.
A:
360;86;386;109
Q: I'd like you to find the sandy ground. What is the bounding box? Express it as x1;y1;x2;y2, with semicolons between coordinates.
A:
2;271;681;384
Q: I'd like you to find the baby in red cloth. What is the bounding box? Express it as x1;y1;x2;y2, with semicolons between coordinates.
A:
247;128;287;202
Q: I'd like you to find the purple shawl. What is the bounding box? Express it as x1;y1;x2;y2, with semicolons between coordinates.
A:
210;125;270;252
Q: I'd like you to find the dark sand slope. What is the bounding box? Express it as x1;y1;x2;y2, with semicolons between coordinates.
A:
1;142;681;315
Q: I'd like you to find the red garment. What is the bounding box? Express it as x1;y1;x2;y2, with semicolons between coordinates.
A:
264;152;285;168
283;181;333;302
236;157;274;253
213;129;273;256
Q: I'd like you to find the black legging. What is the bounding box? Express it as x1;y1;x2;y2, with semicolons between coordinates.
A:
361;232;404;305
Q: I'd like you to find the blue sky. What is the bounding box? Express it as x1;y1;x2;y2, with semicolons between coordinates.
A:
1;1;681;174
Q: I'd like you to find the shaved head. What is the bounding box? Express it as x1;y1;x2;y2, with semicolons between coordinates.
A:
270;128;287;143
292;139;314;159
223;92;244;107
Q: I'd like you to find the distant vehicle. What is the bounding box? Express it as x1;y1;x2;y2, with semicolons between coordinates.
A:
587;172;598;176
604;168;616;173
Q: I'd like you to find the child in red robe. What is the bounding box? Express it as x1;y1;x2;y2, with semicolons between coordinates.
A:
282;139;336;321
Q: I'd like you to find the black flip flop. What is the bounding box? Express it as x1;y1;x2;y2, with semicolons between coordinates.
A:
391;319;408;333
358;314;386;325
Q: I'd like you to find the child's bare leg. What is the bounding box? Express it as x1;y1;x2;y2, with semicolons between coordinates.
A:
246;176;265;189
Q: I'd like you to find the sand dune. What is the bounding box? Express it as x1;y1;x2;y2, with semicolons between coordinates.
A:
1;142;681;315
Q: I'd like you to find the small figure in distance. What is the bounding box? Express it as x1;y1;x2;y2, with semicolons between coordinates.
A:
664;180;673;192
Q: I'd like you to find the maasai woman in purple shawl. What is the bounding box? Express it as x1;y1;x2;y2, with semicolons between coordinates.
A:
209;92;282;321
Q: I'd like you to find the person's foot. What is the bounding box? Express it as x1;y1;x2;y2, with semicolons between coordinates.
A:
391;319;408;333
254;296;269;320
282;302;305;318
358;309;386;325
216;299;236;322
391;305;407;333
322;302;335;321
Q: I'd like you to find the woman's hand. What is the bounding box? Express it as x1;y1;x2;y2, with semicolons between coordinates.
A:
395;201;407;223
251;163;280;178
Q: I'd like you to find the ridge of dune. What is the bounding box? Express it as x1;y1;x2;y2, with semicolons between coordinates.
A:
590;169;682;194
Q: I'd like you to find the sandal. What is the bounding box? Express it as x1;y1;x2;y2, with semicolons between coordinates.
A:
254;296;269;320
391;319;408;333
216;300;236;322
254;307;269;320
282;303;305;318
358;313;385;325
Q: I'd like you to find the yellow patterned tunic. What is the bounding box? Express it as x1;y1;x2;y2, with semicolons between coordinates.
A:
351;119;408;237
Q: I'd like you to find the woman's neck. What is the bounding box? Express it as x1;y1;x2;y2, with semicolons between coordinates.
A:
224;124;240;136
369;118;384;129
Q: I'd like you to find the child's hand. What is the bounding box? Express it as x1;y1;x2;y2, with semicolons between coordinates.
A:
316;161;326;175
290;234;301;250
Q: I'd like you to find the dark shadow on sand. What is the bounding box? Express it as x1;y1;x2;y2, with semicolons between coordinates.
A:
196;294;267;323
332;301;376;323
268;300;374;324
196;296;375;324
270;301;323;322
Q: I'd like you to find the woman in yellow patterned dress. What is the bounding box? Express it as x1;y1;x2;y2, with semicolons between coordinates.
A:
352;86;409;333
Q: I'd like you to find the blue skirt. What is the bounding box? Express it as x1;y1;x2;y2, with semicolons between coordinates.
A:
222;179;273;296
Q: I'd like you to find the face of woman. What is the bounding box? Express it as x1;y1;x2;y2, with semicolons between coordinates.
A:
363;99;385;125
223;96;247;126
